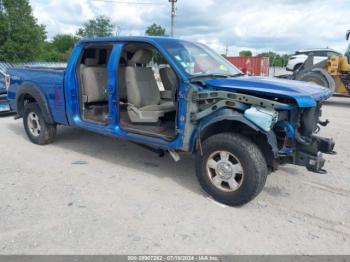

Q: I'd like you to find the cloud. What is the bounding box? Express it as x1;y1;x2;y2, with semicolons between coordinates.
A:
30;0;350;55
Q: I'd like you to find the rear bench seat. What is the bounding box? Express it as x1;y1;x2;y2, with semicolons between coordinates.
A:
80;58;108;103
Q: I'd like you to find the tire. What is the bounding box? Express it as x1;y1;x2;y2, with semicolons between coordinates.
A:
196;133;268;206
23;103;57;145
297;71;336;95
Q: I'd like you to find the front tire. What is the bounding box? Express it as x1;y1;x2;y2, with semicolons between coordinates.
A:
23;103;57;145
196;133;268;206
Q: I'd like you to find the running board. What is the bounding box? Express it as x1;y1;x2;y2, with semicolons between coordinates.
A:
168;150;180;162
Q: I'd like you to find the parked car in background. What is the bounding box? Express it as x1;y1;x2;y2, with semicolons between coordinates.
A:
0;69;12;114
287;48;342;71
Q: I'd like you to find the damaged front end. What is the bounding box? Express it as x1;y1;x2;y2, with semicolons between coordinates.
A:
189;88;335;174
287;105;336;173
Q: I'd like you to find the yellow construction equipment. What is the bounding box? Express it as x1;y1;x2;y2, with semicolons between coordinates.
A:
286;30;350;96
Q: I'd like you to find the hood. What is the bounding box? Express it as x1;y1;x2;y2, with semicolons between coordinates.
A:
205;76;332;108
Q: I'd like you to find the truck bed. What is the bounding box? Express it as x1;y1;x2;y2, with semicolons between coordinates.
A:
7;67;68;125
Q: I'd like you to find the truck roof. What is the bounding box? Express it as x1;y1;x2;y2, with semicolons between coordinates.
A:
78;36;183;45
295;48;339;53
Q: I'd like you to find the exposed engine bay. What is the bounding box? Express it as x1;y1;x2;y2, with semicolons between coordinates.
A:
188;88;335;174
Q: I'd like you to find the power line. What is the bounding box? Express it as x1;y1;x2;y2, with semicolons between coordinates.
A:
90;0;164;5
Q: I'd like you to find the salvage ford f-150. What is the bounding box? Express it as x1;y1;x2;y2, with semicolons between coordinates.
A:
7;37;335;206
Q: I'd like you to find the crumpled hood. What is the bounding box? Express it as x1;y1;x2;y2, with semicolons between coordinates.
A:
205;76;332;108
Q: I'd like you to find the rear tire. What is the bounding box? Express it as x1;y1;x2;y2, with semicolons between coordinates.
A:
23;103;56;145
195;133;268;206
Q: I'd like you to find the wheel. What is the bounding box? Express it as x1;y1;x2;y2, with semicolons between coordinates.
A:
196;133;268;206
23;103;57;145
297;71;336;95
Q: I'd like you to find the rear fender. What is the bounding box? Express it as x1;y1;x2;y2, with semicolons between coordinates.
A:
16;83;54;124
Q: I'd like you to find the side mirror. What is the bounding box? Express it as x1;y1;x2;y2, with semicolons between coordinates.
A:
346;30;350;41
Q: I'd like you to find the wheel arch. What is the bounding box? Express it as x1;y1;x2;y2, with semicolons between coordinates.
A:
293;63;303;71
194;109;278;171
16;83;54;124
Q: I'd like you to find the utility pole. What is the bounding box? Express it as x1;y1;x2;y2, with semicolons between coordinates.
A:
169;0;177;37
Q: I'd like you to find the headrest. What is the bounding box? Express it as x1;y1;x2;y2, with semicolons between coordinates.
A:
129;49;153;65
85;58;98;66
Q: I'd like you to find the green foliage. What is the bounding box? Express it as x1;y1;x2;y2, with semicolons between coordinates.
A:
0;0;116;63
145;23;167;36
52;34;78;53
76;16;115;38
39;35;77;62
0;0;46;62
239;50;252;57
258;51;289;67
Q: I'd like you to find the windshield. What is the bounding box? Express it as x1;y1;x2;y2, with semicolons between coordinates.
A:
161;40;241;78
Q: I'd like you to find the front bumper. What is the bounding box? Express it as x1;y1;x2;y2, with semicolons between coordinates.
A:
277;104;335;174
294;136;335;174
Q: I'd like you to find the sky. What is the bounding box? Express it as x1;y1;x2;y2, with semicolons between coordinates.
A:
30;0;350;55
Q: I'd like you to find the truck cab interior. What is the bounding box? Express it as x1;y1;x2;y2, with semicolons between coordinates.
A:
118;44;179;140
77;43;179;140
78;45;113;124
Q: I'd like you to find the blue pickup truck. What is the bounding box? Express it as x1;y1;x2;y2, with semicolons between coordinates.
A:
7;37;335;206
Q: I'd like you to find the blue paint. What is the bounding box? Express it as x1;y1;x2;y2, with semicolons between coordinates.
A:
206;76;332;108
275;120;295;139
7;68;68;124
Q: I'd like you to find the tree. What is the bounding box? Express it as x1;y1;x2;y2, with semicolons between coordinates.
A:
145;23;167;36
258;51;289;67
76;16;115;38
52;34;77;54
38;34;78;62
239;50;252;57
0;0;46;62
39;42;60;62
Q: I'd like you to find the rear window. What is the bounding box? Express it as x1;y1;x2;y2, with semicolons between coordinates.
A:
85;49;96;59
295;50;335;56
295;51;309;55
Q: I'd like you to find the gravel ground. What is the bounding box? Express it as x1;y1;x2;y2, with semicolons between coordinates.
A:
0;96;349;255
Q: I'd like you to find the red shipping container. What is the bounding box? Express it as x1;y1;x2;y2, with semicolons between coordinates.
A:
226;56;269;76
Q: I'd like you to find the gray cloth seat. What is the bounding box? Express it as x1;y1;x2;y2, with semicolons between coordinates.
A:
117;53;128;102
159;66;178;100
125;49;175;123
81;58;107;103
118;67;127;101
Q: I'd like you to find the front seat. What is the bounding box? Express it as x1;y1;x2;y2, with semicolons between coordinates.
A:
125;49;175;123
160;66;178;100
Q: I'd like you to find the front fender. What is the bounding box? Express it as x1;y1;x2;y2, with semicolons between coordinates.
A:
188;108;277;152
200;108;259;134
